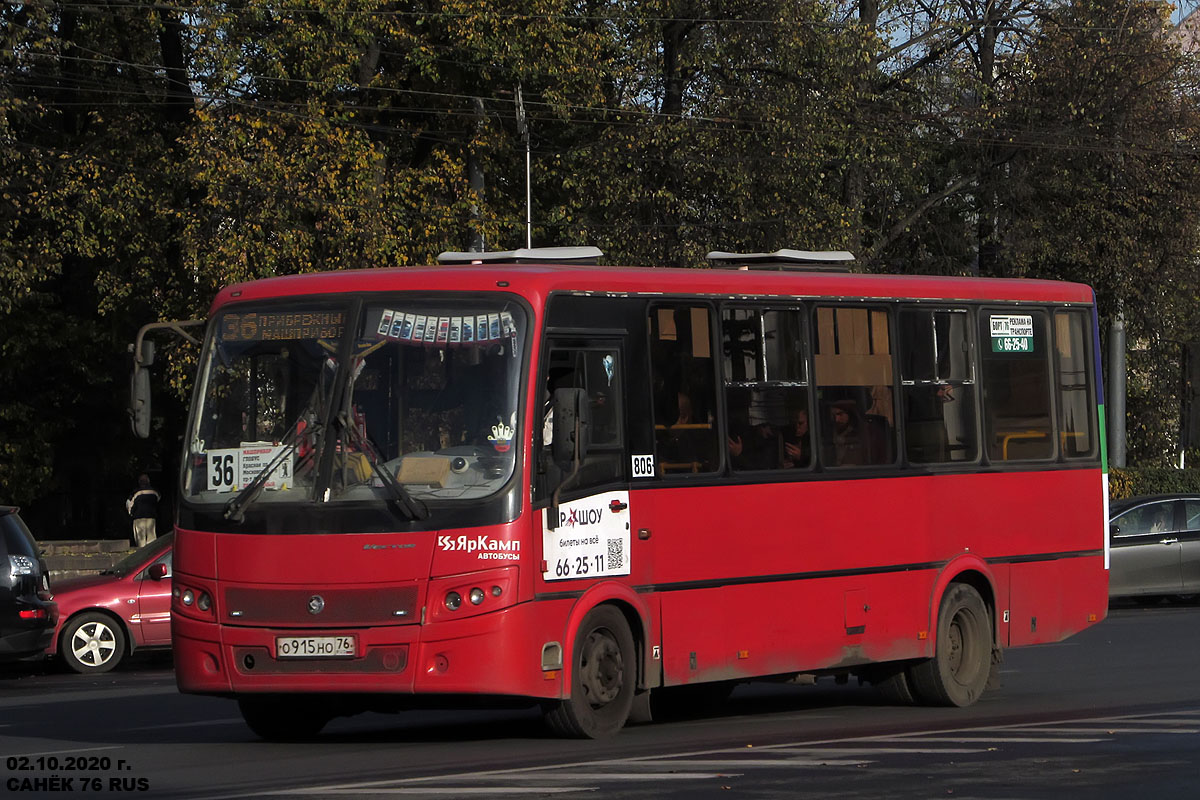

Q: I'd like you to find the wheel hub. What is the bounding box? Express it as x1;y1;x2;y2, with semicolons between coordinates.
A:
580;629;623;708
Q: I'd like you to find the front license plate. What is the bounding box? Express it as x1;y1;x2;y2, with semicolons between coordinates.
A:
275;635;356;658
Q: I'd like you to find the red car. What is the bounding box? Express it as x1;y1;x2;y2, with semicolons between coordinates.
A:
48;533;173;673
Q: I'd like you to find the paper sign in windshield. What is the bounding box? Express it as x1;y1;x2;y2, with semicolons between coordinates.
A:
207;444;293;492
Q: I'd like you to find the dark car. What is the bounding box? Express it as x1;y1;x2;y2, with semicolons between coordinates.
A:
1109;494;1200;599
48;533;172;673
0;506;57;661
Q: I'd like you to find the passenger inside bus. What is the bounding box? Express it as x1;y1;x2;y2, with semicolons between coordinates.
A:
826;399;866;466
782;407;811;468
727;389;788;471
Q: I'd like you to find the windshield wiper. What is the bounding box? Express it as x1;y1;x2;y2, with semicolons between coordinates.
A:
336;409;429;521
223;359;336;522
223;437;303;522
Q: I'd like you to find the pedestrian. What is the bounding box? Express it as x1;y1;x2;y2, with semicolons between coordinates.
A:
126;474;160;548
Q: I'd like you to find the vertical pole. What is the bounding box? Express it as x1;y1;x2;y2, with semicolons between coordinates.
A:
516;84;531;248
467;97;486;253
526;138;532;249
1108;313;1126;468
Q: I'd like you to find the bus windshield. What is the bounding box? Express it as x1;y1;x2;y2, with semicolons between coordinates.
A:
183;296;526;510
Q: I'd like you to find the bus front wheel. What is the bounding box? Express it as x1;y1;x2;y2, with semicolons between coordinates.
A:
238;696;330;742
544;605;636;738
908;582;992;707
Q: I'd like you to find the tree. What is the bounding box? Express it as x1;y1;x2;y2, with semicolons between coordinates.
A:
1000;0;1200;463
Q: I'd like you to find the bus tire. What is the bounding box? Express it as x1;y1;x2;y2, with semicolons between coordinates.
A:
544;605;635;738
908;583;992;707
238;696;330;741
873;664;917;705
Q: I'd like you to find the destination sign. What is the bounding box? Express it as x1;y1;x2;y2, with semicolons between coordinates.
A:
220;310;345;342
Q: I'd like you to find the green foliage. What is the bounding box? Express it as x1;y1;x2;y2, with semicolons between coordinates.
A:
1110;467;1200;500
4;0;1200;531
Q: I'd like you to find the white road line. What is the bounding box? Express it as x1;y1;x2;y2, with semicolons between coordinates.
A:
1087;716;1200;725
770;747;990;755
606;758;870;768
127;718;244;731
432;772;738;781
869;736;1106;744
203;706;1200;800
999;726;1199;735
6;745;124;758
295;788;594;795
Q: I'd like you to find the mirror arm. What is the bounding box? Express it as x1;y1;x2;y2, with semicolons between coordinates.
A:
547;414;584;531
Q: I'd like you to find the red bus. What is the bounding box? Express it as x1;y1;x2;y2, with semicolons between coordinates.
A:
141;247;1109;740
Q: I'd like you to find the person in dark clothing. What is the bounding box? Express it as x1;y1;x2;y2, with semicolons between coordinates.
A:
126;474;160;547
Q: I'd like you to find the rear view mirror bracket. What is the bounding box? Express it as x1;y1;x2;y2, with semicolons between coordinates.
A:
548;388;590;530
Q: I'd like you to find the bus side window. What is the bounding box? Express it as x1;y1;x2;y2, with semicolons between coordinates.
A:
721;307;811;471
898;309;978;464
981;309;1054;461
812;306;897;467
1054;310;1097;459
649;305;720;475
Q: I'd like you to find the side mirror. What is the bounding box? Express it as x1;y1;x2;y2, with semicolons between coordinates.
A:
130;339;154;439
551;388;590;470
148;562;169;581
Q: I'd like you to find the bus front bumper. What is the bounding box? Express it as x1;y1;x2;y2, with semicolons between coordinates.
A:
173;600;566;700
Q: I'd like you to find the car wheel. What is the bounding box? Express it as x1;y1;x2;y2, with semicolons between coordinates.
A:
61;612;126;674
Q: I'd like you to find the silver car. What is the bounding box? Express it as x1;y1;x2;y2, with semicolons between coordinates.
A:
1109;495;1200;598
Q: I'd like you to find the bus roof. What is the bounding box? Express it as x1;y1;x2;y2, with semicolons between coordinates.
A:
210;262;1095;312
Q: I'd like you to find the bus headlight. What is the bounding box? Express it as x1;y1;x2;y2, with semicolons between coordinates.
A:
427;566;518;623
182;589;195;606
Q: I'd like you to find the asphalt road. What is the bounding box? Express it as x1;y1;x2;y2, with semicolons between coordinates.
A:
2;601;1199;799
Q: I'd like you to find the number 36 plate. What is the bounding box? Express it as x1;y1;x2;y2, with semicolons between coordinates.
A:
276;635;356;658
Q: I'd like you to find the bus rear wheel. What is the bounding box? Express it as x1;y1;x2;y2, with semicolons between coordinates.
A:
908;583;992;707
238;696;330;741
544;605;635;738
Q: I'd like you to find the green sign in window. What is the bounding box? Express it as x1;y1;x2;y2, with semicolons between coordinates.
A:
989;315;1033;353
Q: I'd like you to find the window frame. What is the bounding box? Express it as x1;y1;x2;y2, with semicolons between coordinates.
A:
719;303;814;474
896;305;982;468
647;301;724;478
978;305;1059;464
810;302;900;470
1052;308;1100;461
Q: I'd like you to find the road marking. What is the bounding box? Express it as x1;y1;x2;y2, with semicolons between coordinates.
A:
869;736;1107;743
771;747;989;755
6;745;123;758
127;718;244;730
604;758;870;768
206;706;1200;800
296;788;592;795
1089;716;1200;725
1005;726;1199;734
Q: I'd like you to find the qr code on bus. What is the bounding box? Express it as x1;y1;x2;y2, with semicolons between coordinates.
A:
606;538;624;572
